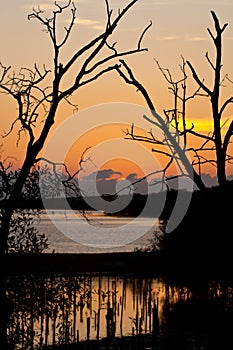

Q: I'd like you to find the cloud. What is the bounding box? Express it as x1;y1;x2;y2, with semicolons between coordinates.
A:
154;34;233;42
74;18;100;26
152;35;179;41
21;3;105;31
71;17;106;31
82;169;122;182
22;1;68;11
186;36;209;41
92;25;106;31
79;169;148;195
126;173;138;182
96;169;122;181
162;36;178;41
157;35;214;42
80;169;123;196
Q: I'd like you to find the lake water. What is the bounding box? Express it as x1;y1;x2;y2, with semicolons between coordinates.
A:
36;210;159;253
4;273;233;349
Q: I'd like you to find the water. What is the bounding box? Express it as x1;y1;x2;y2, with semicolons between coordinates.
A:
3;273;233;349
36;210;159;253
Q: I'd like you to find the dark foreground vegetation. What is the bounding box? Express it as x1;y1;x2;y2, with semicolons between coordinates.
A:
107;180;233;278
1;182;233;350
161;181;233;275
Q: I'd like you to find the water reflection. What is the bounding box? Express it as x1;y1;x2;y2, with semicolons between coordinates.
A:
1;274;233;349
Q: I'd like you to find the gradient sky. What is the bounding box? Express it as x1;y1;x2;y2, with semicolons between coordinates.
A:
0;0;233;184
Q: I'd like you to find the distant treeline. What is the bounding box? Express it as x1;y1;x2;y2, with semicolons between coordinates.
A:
0;196;94;211
0;189;205;220
0;191;180;219
1;181;233;222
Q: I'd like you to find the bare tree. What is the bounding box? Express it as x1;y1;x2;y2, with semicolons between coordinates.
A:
0;0;150;254
116;60;206;191
187;11;233;187
155;57;206;148
146;58;215;181
115;11;233;190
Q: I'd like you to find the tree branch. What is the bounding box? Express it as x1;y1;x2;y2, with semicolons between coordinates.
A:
186;60;212;96
60;0;140;77
219;96;233;118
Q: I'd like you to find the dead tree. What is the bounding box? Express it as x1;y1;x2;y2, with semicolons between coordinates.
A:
119;56;208;188
116;60;206;191
0;0;150;254
155;57;206;149
187;11;233;188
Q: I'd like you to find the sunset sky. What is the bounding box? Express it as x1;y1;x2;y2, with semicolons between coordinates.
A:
0;0;233;189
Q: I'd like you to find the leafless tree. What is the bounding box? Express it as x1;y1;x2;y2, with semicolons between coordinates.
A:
116;60;206;191
155;57;205;148
187;11;233;187
0;0;150;254
116;11;233;190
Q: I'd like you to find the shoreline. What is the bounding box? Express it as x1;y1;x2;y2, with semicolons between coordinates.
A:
3;251;160;276
2;251;232;281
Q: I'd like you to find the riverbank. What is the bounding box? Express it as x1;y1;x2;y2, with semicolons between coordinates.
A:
2;251;161;276
2;249;232;281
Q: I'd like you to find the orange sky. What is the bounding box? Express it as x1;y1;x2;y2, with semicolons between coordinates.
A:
1;0;233;183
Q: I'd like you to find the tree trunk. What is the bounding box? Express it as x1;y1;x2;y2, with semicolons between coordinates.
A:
216;148;227;187
213;106;227;188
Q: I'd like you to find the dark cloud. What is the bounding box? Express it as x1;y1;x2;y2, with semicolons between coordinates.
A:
80;168;122;195
96;169;122;181
126;173;138;182
79;169;148;195
82;169;122;182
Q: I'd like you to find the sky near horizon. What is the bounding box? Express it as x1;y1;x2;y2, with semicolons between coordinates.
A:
0;0;233;187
